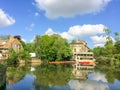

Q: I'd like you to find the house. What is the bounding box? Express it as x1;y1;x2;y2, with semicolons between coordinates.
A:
70;40;89;53
70;40;95;66
0;36;23;60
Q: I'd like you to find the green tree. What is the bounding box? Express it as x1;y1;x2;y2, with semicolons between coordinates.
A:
34;34;72;61
18;49;31;61
8;48;19;64
114;32;120;42
93;47;103;56
114;32;120;54
103;28;112;41
20;40;35;53
104;40;115;56
93;30;120;65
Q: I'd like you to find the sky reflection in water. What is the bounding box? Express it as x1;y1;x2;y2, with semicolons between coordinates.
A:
4;64;120;90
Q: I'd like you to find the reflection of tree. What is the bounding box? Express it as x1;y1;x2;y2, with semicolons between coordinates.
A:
6;65;29;85
0;64;7;89
33;64;72;89
95;64;120;83
0;83;6;90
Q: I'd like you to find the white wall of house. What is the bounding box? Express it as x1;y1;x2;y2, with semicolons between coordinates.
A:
29;53;36;58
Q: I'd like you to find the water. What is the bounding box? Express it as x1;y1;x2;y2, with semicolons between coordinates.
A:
0;63;120;90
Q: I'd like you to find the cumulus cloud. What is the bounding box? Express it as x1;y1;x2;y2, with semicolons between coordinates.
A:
68;24;105;37
90;35;107;47
60;32;74;40
45;24;106;39
35;0;111;18
0;9;15;27
91;35;115;47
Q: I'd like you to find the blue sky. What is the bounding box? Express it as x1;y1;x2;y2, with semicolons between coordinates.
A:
0;0;120;48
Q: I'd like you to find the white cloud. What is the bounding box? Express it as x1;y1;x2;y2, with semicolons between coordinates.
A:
68;24;105;37
0;9;15;27
45;24;106;41
90;35;115;47
35;0;111;18
45;28;56;35
63;24;106;41
90;35;107;47
60;32;74;40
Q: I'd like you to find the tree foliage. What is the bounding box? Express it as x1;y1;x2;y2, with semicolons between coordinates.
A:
34;34;72;61
8;48;31;64
93;31;120;65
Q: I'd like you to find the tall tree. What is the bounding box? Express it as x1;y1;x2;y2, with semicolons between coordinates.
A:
34;34;72;61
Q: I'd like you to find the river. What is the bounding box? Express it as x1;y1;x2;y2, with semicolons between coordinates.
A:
0;63;120;90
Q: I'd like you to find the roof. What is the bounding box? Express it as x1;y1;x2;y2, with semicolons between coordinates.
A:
0;36;22;49
70;40;87;45
70;40;89;49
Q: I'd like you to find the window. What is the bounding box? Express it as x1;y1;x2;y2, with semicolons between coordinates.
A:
74;48;76;52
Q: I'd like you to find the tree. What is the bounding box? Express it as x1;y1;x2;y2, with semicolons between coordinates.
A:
104;40;115;56
114;41;120;54
93;47;103;56
8;48;19;64
34;34;72;61
114;32;120;54
114;32;120;42
103;28;112;41
18;49;31;61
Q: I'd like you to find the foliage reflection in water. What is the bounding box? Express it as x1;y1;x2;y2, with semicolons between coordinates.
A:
0;63;120;90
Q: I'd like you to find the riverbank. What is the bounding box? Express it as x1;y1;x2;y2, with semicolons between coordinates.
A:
19;59;42;64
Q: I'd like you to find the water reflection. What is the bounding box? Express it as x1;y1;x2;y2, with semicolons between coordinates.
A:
6;65;29;86
69;79;109;90
72;63;94;82
33;64;72;90
69;64;109;90
0;65;7;90
0;63;120;90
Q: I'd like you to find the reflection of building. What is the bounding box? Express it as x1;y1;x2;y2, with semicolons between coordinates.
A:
0;36;23;60
72;64;94;82
70;40;95;66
